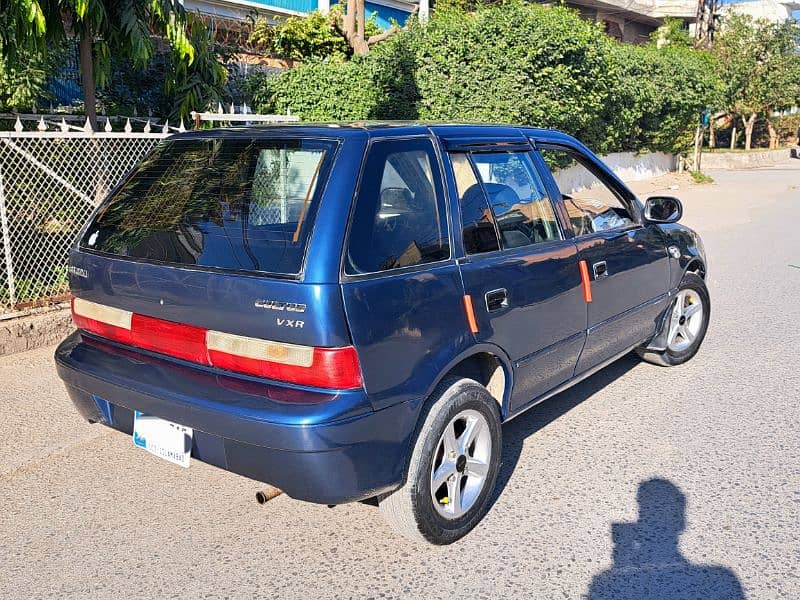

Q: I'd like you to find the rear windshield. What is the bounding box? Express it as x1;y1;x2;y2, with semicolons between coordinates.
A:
81;137;338;276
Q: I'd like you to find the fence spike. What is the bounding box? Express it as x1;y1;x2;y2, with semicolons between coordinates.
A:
230;103;235;114
83;117;93;132
217;102;224;114
144;119;151;133
124;118;132;133
14;116;23;132
178;119;186;133
105;118;113;132
60;118;69;132
37;117;47;131
162;119;170;134
243;102;249;114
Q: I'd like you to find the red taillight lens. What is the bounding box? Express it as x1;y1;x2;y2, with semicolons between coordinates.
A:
130;313;209;365
208;345;362;390
70;297;363;391
71;297;134;345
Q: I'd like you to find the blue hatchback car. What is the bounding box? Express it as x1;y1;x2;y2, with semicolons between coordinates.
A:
55;123;709;544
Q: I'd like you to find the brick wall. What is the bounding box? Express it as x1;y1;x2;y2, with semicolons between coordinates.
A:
0;305;74;356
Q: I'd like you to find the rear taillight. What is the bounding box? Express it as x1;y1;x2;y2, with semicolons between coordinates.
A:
71;297;363;390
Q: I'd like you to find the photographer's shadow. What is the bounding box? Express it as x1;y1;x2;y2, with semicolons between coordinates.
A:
588;478;745;600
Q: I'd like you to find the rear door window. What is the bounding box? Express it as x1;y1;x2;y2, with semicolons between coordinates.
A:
81;137;337;276
345;138;449;275
470;152;562;248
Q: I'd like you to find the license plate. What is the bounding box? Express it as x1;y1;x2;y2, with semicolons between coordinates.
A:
133;411;193;468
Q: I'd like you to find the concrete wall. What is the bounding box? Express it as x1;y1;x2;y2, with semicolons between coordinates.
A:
553;151;677;194
701;149;795;170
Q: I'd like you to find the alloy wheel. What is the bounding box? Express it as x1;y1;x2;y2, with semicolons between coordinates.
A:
667;289;704;353
430;409;492;519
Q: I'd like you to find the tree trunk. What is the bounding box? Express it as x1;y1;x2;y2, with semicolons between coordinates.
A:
354;0;367;55
78;18;97;131
730;125;736;150
335;0;409;54
709;122;716;148
742;113;757;151
692;125;705;171
766;118;778;149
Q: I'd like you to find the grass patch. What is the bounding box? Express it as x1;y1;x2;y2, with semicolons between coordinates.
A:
689;170;714;184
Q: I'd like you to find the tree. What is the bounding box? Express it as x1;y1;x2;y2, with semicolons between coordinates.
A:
249;9;378;60
714;14;800;150
332;0;415;55
1;0;196;129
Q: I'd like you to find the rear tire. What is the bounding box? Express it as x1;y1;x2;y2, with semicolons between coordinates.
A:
379;378;502;545
638;272;710;367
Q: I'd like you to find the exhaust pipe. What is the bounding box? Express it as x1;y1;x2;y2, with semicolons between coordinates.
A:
255;486;283;505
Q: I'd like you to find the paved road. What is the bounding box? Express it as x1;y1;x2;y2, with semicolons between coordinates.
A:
2;163;799;599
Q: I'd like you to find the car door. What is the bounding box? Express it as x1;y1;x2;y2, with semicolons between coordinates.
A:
443;144;587;414
536;143;671;374
341;136;471;412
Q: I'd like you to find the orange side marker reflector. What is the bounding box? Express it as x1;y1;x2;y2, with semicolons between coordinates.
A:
463;294;479;334
579;260;593;303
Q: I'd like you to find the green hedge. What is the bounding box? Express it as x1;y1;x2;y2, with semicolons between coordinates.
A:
248;1;722;154
607;43;723;153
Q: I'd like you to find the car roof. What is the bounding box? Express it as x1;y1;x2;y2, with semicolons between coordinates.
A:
168;121;579;145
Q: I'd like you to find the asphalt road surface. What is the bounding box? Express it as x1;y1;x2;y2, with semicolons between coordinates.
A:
2;161;799;599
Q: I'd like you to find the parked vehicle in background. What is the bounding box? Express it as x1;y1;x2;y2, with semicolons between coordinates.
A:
55;123;710;544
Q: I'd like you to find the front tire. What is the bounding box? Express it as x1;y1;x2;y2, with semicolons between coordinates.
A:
379;378;502;545
638;272;710;366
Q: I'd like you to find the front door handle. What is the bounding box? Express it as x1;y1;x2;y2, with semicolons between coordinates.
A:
593;261;609;279
485;288;508;312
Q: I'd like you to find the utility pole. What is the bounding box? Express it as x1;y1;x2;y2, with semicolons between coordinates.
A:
694;0;719;48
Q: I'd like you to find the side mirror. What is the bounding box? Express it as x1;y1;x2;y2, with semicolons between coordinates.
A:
643;196;682;224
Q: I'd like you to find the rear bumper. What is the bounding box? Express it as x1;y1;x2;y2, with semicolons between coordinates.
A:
55;332;421;504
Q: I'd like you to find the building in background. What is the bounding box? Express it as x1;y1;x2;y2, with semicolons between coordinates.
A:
720;0;800;23
554;0;696;43
184;0;424;30
184;0;701;43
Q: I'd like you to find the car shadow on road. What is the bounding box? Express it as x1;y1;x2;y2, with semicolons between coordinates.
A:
586;478;745;600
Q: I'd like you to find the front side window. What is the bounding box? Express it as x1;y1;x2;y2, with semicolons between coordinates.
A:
345;138;449;274
82;138;336;276
470;152;561;249
540;148;635;236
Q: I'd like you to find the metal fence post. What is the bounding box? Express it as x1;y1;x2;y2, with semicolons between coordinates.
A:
0;162;16;308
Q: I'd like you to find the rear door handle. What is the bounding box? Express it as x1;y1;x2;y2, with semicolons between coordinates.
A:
593;261;608;279
485;288;508;312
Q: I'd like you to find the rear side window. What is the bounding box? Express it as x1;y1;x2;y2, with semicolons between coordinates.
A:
81;137;337;276
345;138;449;275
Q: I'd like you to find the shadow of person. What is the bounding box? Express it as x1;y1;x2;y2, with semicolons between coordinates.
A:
588;479;745;600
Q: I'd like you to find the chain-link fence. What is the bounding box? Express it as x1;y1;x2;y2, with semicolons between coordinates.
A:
0;129;168;314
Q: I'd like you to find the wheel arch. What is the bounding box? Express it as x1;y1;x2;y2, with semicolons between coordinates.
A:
684;258;706;279
427;343;514;420
391;344;512;494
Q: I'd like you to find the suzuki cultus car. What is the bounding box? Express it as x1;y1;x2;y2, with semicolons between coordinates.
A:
56;123;709;544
